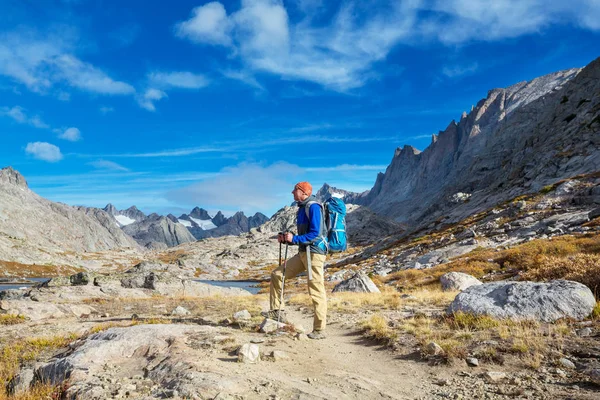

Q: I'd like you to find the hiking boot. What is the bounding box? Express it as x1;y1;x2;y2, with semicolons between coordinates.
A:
307;330;326;340
260;310;288;322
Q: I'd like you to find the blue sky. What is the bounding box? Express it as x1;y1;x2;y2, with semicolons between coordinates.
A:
1;0;599;217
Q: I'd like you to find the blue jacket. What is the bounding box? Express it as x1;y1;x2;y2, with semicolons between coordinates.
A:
293;196;327;254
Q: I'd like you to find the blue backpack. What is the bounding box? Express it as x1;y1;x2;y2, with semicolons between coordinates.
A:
305;197;347;253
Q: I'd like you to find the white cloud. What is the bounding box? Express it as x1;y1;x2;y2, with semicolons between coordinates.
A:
58;127;81;141
89;160;129;171
304;164;387;172
25;142;63;162
0;31;134;95
174;2;234;46
442;62;479;78
148;71;209;89
222;69;265;91
0;106;49;129
176;0;600;91
167;162;303;213
137;88;168;112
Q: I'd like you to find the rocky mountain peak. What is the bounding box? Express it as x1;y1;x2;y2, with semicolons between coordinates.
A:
212;211;227;226
0;166;28;188
103;203;118;215
189;207;211;220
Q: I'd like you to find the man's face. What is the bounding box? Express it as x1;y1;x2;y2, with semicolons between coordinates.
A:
292;187;308;202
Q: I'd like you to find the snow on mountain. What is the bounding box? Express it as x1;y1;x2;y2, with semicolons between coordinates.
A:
115;215;136;226
189;217;217;230
177;219;192;228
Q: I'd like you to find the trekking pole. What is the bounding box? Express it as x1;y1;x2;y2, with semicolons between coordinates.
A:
278;241;289;324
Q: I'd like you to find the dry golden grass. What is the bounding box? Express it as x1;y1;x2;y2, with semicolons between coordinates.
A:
361;313;398;343
0;334;78;399
85;293;266;321
520;253;600;294
0;315;26;325
0;383;67;400
0;260;83;278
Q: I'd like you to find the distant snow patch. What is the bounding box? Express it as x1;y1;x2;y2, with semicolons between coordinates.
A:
178;218;192;227
115;215;136;226
332;192;344;198
189;217;217;230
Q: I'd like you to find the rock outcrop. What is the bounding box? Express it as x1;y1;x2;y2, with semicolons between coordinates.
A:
447;280;596;322
440;272;482;292
122;214;196;249
0;167;140;265
352;58;600;230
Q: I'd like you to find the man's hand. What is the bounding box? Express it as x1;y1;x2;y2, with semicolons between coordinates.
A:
284;232;293;243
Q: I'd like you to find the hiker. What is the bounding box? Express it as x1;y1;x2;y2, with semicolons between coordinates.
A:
264;181;328;340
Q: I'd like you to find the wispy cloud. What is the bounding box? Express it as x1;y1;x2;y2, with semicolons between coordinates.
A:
148;71;210;89
0;106;49;128
78;134;396;158
442;62;479;78
137;88;167;112
25;142;63;162
304;164;387;172
57;127;81;141
167;162;303;213
175;0;600;91
88;160;129;171
0;30;134;96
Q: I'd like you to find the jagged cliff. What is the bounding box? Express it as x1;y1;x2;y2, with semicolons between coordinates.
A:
0;167;140;264
352;57;600;229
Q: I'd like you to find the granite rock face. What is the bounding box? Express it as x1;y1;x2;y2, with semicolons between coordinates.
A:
0;167;140;264
350;58;600;230
332;272;380;293
440;272;482;292
447;280;596;322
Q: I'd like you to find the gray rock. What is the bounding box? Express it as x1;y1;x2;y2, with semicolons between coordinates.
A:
259;319;286;333
483;371;507;383
237;343;260;364
447;280;596;322
8;368;34;395
588;369;600;386
424;342;444;356
577;327;593;337
440;272;482;292
558;358;575;369
70;272;90;286
171;306;191;316
466;357;479;367
233;310;251;321
332;272;380;293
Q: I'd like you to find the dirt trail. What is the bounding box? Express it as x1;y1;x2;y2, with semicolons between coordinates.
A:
234;307;431;399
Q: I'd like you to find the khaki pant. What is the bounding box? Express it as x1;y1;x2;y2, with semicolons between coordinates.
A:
269;251;327;331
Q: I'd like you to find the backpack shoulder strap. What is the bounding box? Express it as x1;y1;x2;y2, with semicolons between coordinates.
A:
304;200;322;218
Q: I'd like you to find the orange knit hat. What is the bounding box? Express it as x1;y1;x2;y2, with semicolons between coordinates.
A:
294;181;312;196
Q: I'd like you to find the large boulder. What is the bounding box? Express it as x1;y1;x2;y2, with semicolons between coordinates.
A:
332;272;380;293
440;272;482;291
447;280;596;322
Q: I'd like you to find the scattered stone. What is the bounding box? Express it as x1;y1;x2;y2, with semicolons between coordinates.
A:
558;358;575;369
587;368;600;386
237;343;260;364
466;357;479;367
8;368;34;395
295;333;309;341
483;371;507;383
434;378;450;386
440;272;482;292
259;319;286;333
332;272;380;293
424;342;444;356
70;272;90;286
250;338;265;344
577;327;593;337
170;306;191;316
233;310;251;321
